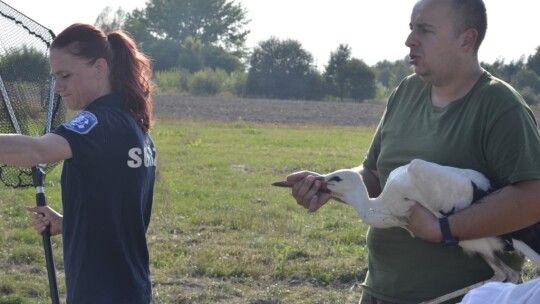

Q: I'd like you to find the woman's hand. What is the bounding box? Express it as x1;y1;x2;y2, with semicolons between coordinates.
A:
27;206;63;236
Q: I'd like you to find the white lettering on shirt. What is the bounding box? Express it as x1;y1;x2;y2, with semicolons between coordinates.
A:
127;146;156;168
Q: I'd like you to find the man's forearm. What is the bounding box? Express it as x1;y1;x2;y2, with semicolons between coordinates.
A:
449;179;540;241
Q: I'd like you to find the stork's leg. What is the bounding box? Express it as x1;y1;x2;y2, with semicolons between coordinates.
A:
419;254;518;304
481;253;519;283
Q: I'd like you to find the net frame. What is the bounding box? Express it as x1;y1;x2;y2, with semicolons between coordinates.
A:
0;2;63;303
0;0;65;188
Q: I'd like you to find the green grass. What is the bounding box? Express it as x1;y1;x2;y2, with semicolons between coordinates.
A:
148;120;373;303
0;119;538;303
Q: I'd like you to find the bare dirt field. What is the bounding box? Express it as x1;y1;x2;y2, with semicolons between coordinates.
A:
152;95;386;126
153;95;540;126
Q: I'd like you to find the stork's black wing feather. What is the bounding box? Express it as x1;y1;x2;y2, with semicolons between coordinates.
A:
501;222;540;253
468;183;540;254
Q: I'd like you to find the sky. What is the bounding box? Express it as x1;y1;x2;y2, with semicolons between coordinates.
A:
6;0;540;68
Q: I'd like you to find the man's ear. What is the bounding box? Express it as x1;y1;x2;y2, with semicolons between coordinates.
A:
461;28;478;53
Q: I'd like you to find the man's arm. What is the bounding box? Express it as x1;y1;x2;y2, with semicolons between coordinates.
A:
408;179;540;242
358;166;381;198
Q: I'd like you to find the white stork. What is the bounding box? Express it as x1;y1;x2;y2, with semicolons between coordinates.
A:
273;159;540;304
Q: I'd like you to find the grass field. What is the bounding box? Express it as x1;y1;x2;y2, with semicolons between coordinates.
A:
0;119;538;303
0;119;375;304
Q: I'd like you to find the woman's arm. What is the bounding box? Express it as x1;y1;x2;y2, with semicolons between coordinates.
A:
0;133;71;167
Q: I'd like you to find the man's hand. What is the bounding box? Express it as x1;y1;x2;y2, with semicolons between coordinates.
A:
287;171;332;212
406;202;442;242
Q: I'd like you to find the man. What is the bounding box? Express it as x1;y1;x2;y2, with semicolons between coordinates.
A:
286;0;540;303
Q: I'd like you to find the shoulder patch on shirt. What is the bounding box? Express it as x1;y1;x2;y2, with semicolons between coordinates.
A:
63;111;98;134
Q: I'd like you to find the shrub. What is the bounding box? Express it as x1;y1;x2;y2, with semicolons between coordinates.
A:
188;68;227;96
223;70;247;97
153;68;189;94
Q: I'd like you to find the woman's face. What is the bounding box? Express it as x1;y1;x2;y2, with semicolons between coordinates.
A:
49;48;107;111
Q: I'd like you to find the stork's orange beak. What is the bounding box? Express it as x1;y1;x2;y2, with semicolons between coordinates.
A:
272;177;331;194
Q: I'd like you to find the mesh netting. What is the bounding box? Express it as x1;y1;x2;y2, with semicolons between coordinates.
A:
0;1;65;187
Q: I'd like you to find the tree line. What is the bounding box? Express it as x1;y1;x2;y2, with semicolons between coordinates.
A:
94;0;540;105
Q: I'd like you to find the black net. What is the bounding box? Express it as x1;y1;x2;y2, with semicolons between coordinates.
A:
0;1;65;188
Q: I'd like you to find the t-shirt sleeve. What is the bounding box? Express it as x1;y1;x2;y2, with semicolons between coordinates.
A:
484;104;540;185
363;85;401;171
52;111;103;164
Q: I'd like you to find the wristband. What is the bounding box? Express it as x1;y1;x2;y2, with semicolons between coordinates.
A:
439;216;459;246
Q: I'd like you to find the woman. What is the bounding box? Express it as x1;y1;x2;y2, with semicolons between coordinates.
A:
22;23;156;303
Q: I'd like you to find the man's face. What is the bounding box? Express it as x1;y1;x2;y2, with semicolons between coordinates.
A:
405;0;463;85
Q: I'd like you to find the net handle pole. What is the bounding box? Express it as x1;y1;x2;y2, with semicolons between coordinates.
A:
45;77;56;133
32;166;60;304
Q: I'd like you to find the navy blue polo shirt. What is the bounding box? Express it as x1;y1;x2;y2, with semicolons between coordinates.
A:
53;92;155;303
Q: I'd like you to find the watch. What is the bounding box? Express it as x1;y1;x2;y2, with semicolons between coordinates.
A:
439;216;459;246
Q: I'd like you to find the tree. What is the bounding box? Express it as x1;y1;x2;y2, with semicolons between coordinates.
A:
138;0;248;53
482;58;525;82
324;44;352;100
375;57;412;90
150;38;187;71
519;86;539;106
0;46;49;83
201;45;244;74
323;45;377;102
345;58;377;102
246;37;321;100
511;69;540;97
527;46;540;77
122;0;249;72
0;46;50;111
95;6;127;32
122;8;155;46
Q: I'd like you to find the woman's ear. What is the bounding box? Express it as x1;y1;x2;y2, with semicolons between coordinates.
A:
94;58;108;79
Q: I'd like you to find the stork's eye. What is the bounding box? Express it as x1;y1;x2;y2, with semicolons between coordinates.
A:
328;176;342;182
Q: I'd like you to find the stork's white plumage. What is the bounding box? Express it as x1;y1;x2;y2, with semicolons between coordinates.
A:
322;159;490;228
324;159;510;258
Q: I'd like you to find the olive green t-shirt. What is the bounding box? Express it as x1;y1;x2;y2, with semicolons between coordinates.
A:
362;71;540;303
